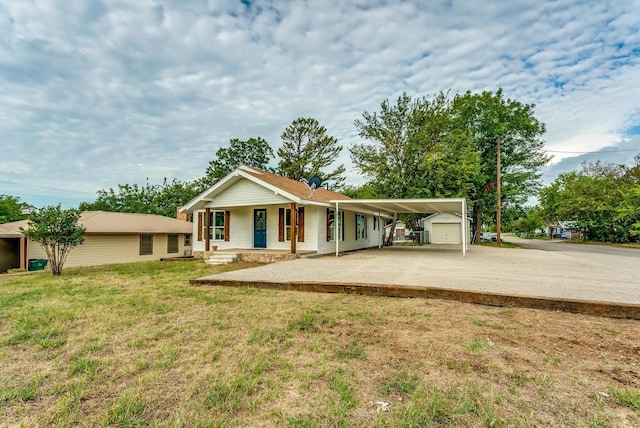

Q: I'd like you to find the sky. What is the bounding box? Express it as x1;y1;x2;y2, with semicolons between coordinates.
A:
1;0;639;208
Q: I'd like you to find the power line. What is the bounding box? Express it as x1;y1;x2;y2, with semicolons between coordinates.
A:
545;148;640;154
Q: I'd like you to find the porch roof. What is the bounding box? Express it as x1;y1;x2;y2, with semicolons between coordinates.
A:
329;198;467;216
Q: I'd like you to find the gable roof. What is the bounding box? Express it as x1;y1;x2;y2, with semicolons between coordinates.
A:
182;165;351;212
0;211;191;237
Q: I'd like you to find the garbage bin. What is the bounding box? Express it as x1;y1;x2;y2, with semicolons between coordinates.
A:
28;259;48;271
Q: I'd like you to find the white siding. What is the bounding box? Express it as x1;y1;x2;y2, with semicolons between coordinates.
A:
27;234;192;268
316;209;381;255
210;179;291;207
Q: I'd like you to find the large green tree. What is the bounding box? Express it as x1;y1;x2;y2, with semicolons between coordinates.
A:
21;205;85;276
200;137;274;189
540;156;640;242
277;117;345;187
80;178;200;218
451;89;550;242
0;194;26;224
351;92;479;243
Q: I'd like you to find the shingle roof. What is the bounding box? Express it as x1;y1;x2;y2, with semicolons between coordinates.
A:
239;165;351;204
0;212;192;237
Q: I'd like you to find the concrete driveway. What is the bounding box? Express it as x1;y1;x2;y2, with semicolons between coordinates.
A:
197;244;640;305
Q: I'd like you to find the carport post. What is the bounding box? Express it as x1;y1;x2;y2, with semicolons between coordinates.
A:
461;199;467;257
335;201;339;257
378;214;382;248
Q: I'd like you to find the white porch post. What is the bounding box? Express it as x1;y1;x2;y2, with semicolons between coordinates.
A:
335;201;339;257
378;214;382;248
462;199;467;257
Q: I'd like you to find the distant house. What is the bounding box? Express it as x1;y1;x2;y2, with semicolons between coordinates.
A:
0;211;192;273
383;221;415;242
420;213;471;244
546;221;581;239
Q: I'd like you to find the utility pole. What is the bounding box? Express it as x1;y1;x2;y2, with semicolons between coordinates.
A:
496;137;502;247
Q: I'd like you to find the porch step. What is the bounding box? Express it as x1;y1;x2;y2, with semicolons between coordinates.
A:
205;252;240;265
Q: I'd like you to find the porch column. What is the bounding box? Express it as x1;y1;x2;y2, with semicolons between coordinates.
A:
19;236;26;270
205;207;211;251
290;202;297;254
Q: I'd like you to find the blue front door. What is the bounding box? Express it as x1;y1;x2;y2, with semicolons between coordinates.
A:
254;209;267;248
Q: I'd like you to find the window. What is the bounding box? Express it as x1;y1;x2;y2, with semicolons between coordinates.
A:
202;211;226;241
356;214;367;240
373;216;378;231
285;208;292;241
327;209;344;241
167;234;178;253
184;233;192;246
140;234;153;255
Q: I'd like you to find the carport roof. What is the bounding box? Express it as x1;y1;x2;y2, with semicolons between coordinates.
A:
329;198;466;216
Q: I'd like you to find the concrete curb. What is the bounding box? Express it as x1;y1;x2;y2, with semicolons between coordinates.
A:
190;278;640;320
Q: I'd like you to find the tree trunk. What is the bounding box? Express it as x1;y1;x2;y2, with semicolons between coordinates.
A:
385;212;398;246
473;204;482;244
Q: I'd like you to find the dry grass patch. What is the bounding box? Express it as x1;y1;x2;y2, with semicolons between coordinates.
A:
1;259;639;427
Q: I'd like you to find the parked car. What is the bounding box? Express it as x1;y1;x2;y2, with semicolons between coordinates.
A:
479;232;492;242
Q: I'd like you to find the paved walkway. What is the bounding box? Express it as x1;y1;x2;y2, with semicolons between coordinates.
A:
193;245;640;317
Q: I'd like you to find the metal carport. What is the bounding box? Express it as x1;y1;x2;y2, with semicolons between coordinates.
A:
329;198;469;256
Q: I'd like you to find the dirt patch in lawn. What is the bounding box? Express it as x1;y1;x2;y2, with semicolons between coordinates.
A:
1;260;638;427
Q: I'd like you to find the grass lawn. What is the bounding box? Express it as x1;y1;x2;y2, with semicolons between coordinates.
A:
1;260;639;427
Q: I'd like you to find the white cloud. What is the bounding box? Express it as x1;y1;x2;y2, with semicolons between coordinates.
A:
0;0;639;206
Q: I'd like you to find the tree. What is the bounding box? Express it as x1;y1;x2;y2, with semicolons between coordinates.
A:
539;156;640;243
80;178;201;218
200;137;274;189
451;89;550;242
351;92;479;244
21;205;85;276
277;117;345;187
0;194;26;224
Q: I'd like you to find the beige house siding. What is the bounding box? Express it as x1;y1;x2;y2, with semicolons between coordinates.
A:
27;234;192;268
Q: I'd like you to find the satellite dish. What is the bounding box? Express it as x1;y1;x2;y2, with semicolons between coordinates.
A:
308;176;323;189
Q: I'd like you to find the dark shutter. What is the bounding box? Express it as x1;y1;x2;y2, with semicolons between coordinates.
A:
197;212;203;241
297;207;305;242
224;211;230;241
278;208;285;242
326;208;331;241
355;213;358;240
341;212;345;241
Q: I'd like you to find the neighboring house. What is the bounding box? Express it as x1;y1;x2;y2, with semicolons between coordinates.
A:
181;165;385;257
546;221;581;239
420;213;471;244
383;221;416;242
0;211;192;273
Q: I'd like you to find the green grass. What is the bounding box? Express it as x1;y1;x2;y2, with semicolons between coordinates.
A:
0;259;638;427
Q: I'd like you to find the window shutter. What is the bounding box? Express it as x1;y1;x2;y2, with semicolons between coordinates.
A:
355;213;358;240
341;212;345;241
278;208;285;242
224;211;230;241
297;207;305;242
326;208;331;241
197;212;203;241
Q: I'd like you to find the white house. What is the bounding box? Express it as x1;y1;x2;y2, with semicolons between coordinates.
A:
180;165;385;257
421;212;471;244
181;165;471;257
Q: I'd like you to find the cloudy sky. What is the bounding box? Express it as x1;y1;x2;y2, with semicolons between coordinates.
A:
1;0;639;208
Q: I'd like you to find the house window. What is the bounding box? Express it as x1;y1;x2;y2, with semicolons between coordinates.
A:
167;234;178;253
285;208;292;241
327;209;344;241
184;234;192;246
356;214;367;240
203;211;226;241
140;234;153;255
